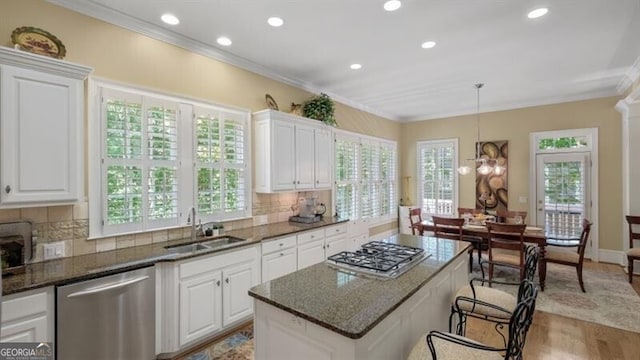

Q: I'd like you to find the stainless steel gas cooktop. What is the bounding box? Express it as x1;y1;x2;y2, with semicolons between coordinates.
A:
326;241;430;279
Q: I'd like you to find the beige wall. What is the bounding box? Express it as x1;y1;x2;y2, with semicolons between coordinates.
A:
401;97;623;251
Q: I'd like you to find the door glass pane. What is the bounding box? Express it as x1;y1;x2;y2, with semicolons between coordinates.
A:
543;159;585;238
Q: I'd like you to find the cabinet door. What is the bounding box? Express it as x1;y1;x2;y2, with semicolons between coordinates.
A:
1;287;53;343
297;238;326;269
262;248;297;282
222;259;260;326
325;235;347;258
271;120;296;191
314;127;333;189
295;124;315;189
0;65;81;205
179;271;223;346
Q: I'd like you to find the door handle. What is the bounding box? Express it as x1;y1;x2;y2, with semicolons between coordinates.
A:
67;276;150;298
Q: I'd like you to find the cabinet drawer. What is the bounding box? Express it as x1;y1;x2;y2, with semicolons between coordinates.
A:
262;235;297;255
296;229;325;245
324;223;347;238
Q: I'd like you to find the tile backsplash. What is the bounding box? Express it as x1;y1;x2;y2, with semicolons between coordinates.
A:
0;190;331;263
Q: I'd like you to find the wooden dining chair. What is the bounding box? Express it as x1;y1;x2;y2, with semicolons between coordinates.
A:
486;222;527;282
496;210;528;224
409;208;423;235
431;216;465;239
625;215;640;284
544;219;592;292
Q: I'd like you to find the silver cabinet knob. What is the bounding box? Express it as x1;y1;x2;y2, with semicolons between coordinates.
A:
5;185;10;193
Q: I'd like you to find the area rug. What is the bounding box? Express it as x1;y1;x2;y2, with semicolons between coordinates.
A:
180;325;253;360
477;262;640;333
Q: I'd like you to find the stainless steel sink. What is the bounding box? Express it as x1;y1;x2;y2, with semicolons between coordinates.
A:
200;237;245;248
164;236;245;254
164;242;211;254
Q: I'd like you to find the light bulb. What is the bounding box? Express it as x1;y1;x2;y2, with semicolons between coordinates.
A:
457;166;471;175
477;161;492;175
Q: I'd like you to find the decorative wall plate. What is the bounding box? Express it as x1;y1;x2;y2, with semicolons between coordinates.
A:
11;26;66;59
265;94;279;110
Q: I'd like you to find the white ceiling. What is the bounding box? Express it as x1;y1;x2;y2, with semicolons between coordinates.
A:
50;0;640;121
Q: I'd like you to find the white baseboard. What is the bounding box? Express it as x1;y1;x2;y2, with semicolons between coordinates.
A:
598;249;624;265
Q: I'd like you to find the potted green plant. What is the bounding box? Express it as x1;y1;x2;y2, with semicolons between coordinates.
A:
303;93;338;126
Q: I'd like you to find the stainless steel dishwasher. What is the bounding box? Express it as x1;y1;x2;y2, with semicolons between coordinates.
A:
57;266;155;360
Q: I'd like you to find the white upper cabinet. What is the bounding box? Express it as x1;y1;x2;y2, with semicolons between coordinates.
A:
254;109;334;193
0;47;92;207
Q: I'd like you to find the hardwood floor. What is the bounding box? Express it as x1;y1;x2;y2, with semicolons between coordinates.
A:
464;260;640;359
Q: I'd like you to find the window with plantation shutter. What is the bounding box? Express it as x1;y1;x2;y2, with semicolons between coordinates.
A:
194;106;248;221
417;139;458;217
93;83;251;237
334;131;397;223
335;135;358;220
101;89;180;233
147;101;179;222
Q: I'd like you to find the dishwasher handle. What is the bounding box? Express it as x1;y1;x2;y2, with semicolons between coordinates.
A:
66;275;150;298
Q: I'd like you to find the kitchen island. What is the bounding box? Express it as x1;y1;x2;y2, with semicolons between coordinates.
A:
248;234;470;360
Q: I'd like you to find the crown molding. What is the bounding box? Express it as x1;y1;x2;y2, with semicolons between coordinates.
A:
0;46;92;79
401;88;621;122
617;55;640;94
46;0;398;121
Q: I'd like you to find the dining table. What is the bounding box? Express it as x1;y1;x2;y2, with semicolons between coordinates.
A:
417;221;549;291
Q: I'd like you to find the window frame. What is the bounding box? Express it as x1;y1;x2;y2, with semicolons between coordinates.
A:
89;78;251;238
416;139;460;218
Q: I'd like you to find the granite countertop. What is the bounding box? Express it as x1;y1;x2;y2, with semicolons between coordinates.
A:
2;217;348;296
248;234;470;339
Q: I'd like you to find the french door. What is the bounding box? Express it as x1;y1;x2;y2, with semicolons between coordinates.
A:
536;153;590;255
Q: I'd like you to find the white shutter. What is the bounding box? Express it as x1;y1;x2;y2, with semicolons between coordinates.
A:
194;106;249;220
335;135;359;219
418;140;456;216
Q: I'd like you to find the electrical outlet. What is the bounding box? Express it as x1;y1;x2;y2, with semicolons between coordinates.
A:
43;242;65;260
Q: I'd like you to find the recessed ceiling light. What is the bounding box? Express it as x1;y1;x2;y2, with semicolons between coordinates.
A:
267;17;284;27
217;36;232;46
527;8;548;19
161;13;180;25
350;64;362;70
383;0;402;12
421;41;436;49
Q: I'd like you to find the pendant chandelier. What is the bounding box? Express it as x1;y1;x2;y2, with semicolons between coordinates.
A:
457;83;505;176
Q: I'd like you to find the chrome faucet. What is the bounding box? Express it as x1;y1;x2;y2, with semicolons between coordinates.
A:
187;207;201;241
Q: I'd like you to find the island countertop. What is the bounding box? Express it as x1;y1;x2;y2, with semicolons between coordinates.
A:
248;234;470;339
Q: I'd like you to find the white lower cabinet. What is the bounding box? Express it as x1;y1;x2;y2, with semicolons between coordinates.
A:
261;235;297;282
157;245;260;355
0;287;54;344
179;271;223;346
297;223;348;269
222;261;257;325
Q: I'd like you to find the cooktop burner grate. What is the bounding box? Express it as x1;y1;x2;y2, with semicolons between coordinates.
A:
326;241;429;278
